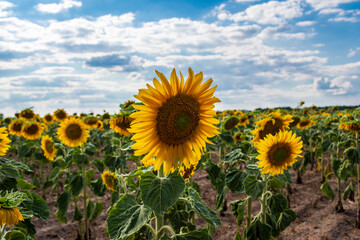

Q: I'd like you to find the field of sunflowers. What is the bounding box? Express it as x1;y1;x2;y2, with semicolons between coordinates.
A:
1;68;360;240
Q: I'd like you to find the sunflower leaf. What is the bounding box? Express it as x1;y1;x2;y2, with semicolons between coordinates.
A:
140;171;185;215
244;175;265;199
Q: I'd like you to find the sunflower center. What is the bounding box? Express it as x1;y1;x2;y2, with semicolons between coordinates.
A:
56;111;66;120
259;118;283;140
105;175;114;186
65;124;82;140
299;120;310;127
13;123;22;132
224;117;239;130
268;143;291;166
22;111;34;119
45;140;54;153
157;94;200;146
25;124;39;135
45;115;52;122
115;116;131;129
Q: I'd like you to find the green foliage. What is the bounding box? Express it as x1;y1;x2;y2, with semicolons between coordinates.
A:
244;175;265;199
320;181;334;200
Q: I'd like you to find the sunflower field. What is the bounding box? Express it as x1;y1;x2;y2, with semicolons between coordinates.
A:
0;68;360;240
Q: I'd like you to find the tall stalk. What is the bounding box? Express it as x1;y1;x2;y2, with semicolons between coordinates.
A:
245;197;252;233
155;165;165;240
82;165;88;240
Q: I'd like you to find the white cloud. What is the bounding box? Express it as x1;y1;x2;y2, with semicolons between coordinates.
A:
35;0;82;14
0;1;14;17
217;0;304;25
305;0;359;11
296;20;316;26
235;0;260;2
348;47;360;57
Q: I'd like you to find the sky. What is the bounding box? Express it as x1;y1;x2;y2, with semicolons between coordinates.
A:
0;0;359;116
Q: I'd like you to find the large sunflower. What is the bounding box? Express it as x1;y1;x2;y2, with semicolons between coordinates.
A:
110;115;133;136
21;122;43;140
8;120;24;137
54;109;68;122
19;108;36;121
256;130;303;175
0;206;24;226
251;109;293;147
129;68;220;174
43;113;54;124
41;135;57;161
57;118;89;147
0;127;11;156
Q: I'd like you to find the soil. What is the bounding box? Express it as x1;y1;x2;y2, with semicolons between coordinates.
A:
30;163;360;240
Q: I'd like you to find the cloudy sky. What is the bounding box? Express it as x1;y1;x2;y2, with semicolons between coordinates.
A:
0;0;359;116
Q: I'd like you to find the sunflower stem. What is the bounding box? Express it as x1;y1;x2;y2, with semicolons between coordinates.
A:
356;132;360;228
245;197;252;233
155;164;165;240
0;225;5;240
260;175;269;223
39;160;45;199
82;165;89;239
74;197;84;240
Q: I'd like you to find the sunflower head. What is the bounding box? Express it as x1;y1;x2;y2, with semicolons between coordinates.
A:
84;116;99;129
224;116;239;130
345;121;360;133
97;120;104;130
101;113;111;121
310;105;317;111
8;120;24;137
233;132;243;143
4;118;11;125
251;109;293;147
43;113;53;124
297;118;312;129
57;117;89;147
110;114;133;136
21;122;43;140
299;101;305;107
101;170;117;191
54;109;68;122
256;130;303;175
289;116;300;128
129;68;220;174
122;100;135;110
0;127;11;156
238;115;249;126
0;191;25;226
19;108;36;121
179;163;197;180
41;135;57;161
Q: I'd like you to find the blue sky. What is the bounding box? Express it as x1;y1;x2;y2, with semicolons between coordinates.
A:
0;0;359;116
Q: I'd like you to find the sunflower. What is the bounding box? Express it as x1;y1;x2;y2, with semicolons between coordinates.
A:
322;112;331;118
43;113;54;124
0;206;24;226
233;132;243;143
84;116;98;129
123;100;135;109
339;122;346;130
101;170;117;191
256;130;303;175
179;163;197;180
345;122;360;133
4;117;11;125
41;135;57;161
238;115;249;126
224;116;239;130
101;113;111;121
142;157;155;167
57;118;89;147
110;115;133;136
0;127;11;156
8;120;24;137
129;68;220;174
19;108;36;121
54;109;68;122
21;122;43;140
289;116;300;128
297;118;312;129
251;109;293;147
97;120;104;130
336;112;344;118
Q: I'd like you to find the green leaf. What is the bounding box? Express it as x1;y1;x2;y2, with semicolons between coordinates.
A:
321;140;333;152
247;220;272;240
188;188;221;227
31;176;40;189
161;228;212;240
73;153;88;166
107;194;152;240
268;177;284;190
140;171;185;215
225;170;247;193
85;143;97;156
275;170;292;184
0;158;32;172
70;175;84;196
88;201;104;221
268;193;288;215
48;167;61;181
90;178;106;196
85;169;94;185
219;133;234;144
224;149;244;163
121;141;134;151
205;160;226;211
31;193;50;220
344;181;355;200
244;175;265;199
73;206;83;221
230;199;246;227
320;181;334;200
276;209;296;231
344;147;359;164
17;179;34;190
94;158;105;173
56;191;71;223
0;163;20;179
5;230;26;240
